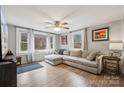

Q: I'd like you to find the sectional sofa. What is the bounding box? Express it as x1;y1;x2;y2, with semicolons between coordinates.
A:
45;50;103;74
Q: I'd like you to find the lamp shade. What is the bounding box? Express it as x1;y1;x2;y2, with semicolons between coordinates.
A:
109;42;123;50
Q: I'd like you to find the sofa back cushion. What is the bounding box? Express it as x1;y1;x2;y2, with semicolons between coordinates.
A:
82;50;90;58
86;51;97;61
70;50;82;57
63;51;70;56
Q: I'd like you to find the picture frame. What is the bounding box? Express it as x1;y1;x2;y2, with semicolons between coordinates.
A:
60;35;68;45
92;27;109;41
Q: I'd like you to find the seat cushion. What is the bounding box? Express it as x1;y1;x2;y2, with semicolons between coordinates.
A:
63;51;70;56
45;54;63;61
63;55;97;68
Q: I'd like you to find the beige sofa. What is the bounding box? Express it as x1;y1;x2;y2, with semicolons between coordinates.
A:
45;50;103;74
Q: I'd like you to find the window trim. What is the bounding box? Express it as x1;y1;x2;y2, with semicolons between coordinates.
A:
71;32;83;50
34;34;47;51
33;31;48;52
16;28;29;54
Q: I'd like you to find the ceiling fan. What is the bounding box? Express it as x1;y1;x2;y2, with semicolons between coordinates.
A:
44;21;70;31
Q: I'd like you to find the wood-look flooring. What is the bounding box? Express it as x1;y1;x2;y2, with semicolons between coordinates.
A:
17;62;124;87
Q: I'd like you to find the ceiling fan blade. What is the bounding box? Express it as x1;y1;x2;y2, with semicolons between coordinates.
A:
63;27;70;30
61;22;68;25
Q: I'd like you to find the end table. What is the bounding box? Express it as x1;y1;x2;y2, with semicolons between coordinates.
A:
102;56;121;75
16;56;22;65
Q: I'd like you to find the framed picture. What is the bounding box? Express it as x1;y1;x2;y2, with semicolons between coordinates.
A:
60;35;67;45
92;27;109;41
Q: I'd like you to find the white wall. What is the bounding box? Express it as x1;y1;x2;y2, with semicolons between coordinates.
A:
87;20;122;54
8;25;16;55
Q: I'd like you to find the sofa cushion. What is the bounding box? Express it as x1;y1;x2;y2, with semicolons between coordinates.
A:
63;51;70;56
45;54;63;61
70;50;82;57
63;55;97;68
82;50;90;58
86;51;97;61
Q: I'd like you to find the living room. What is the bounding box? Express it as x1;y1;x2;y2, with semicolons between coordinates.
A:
0;5;124;87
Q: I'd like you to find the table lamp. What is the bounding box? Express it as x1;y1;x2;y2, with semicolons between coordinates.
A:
109;41;123;57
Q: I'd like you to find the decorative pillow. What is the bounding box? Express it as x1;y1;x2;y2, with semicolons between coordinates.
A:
82;50;90;58
58;49;66;55
70;50;82;57
63;51;70;56
86;51;97;61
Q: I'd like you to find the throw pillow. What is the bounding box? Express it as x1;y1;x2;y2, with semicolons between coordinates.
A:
58;49;66;55
86;51;97;61
82;50;90;58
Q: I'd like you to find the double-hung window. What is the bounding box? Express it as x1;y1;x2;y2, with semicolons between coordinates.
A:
34;34;47;50
16;28;29;53
73;34;82;48
20;32;28;51
71;31;83;49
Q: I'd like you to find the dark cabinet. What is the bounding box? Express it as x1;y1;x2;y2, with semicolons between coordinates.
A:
0;55;17;87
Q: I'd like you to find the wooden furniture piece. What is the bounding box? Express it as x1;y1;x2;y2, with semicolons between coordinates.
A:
0;61;17;87
16;56;22;65
102;56;121;75
0;54;17;87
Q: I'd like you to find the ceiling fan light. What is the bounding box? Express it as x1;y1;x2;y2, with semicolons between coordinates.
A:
54;27;61;31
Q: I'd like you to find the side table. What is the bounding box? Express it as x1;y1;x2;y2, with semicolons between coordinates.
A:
102;56;121;75
16;56;22;65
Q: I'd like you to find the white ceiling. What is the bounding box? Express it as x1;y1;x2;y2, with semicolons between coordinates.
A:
2;5;124;34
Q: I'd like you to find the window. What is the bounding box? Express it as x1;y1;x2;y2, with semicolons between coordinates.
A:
16;28;29;53
71;31;83;49
20;32;28;51
50;37;53;49
16;28;56;54
34;34;47;50
73;34;82;48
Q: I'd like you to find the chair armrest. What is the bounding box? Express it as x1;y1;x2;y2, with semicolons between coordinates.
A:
96;55;104;74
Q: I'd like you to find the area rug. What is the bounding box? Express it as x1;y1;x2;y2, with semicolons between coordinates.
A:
17;63;43;74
